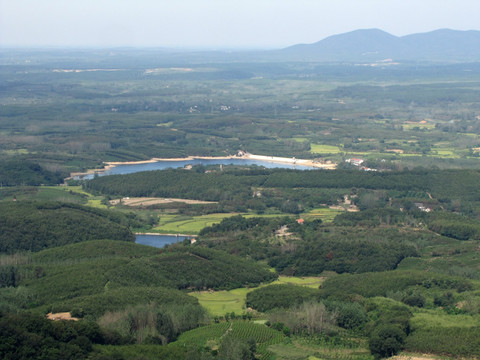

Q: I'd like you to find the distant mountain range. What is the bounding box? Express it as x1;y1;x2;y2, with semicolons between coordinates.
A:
277;29;480;62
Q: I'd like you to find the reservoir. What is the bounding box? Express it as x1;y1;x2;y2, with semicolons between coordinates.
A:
135;234;191;248
76;158;316;180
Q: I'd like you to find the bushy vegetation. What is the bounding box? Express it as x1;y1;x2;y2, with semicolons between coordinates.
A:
319;270;472;299
267;301;337;336
427;212;480;240
405;326;480;357
97;302;208;344
50;287;200;320
103;246;277;291
246;284;319;312
265;226;420;276
0;311;120;360
30;240;159;263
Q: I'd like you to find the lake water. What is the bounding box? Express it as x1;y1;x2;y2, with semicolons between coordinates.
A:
76;158;316;179
135;234;191;248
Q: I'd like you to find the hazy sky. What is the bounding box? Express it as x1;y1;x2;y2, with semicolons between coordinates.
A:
1;0;479;49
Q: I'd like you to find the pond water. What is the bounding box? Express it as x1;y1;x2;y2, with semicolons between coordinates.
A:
76;158;316;180
135;234;191;248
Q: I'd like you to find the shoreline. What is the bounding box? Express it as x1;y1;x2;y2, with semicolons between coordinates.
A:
135;232;194;237
68;153;336;179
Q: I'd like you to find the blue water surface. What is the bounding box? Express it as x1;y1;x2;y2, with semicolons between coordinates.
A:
135;234;190;248
77;158;315;179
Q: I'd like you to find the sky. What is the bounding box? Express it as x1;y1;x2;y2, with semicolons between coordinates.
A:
1;0;479;49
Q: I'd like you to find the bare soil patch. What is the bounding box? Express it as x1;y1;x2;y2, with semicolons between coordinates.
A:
391;356;438;360
110;197;217;207
46;312;78;321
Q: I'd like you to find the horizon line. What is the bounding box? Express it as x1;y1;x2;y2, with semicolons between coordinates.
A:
1;28;479;52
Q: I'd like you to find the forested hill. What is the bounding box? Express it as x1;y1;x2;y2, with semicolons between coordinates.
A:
0;202;135;253
85;168;480;203
0;159;64;186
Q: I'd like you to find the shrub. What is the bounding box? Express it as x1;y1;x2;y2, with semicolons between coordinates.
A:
402;292;426;308
369;325;406;359
326;301;368;330
433;292;456;308
246;284;318;312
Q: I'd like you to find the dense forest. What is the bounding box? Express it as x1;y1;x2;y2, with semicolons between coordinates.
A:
85;167;480;217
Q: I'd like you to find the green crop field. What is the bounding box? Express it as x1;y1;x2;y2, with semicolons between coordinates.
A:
2;149;30;155
290;137;309;142
304;208;344;222
189;291;246;316
36;187;87;203
190;276;324;316
268;341;373;360
175;322;230;348
429;147;459;158
310;144;343;154
86;198;109;209
175;321;284;357
275;276;324;288
153;213;241;234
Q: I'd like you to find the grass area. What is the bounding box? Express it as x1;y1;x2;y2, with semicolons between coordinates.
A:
395;153;425;157
153;213;238;234
274;276;324;288
310;144;343;154
29;185;108;208
63;185;95;197
268;337;372;360
156;121;173;127
36;187;86;203
403;123;436;130
304;208;344;222
2;149;30;155
190;276;324;316
429;147;459;158
154;213;298;234
343;151;372;156
86;198;109;209
410;309;480;329
189;291;246;316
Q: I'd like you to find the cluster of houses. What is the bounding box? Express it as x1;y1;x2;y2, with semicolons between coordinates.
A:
414;203;432;212
345;158;377;172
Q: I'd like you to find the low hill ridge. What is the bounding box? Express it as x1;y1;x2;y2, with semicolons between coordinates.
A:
279;28;480;62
